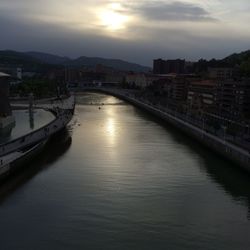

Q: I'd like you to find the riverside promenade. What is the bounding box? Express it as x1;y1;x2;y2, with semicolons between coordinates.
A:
81;87;250;173
0;95;75;158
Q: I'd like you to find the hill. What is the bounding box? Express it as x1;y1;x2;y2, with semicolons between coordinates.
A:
26;52;150;72
67;56;150;72
0;50;61;72
25;51;70;65
2;50;151;72
223;50;250;65
222;50;250;75
193;50;250;76
0;50;40;68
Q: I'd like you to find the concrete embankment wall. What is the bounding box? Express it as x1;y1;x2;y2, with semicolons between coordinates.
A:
84;88;250;172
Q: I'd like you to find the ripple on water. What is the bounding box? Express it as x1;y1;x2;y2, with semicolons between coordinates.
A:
0;93;250;250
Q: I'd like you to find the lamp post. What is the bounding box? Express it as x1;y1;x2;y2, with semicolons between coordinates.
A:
186;105;189;122
221;125;227;143
246;124;249;138
202;117;205;133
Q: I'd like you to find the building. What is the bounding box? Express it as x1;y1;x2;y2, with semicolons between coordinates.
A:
105;71;125;85
156;75;188;101
208;67;234;79
0;72;15;129
153;59;166;74
215;78;250;120
166;59;185;74
149;75;188;112
187;79;217;112
153;59;185;75
126;73;159;89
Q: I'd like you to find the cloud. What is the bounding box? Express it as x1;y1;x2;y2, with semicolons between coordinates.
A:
0;0;249;66
126;1;217;22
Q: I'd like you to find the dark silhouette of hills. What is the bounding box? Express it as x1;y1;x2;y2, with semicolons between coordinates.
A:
1;49;249;75
0;50;150;72
0;50;41;67
66;56;150;72
0;50;60;72
222;50;250;75
25;51;70;65
193;50;250;76
223;50;250;65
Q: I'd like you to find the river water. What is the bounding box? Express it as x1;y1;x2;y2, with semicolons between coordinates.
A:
0;92;250;250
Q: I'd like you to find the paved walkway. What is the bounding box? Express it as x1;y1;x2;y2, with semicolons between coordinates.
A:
0;95;75;158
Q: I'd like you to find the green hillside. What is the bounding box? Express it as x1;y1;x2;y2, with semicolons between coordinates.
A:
222;50;250;76
193;50;250;76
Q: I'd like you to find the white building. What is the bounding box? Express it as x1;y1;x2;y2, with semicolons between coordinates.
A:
126;73;158;89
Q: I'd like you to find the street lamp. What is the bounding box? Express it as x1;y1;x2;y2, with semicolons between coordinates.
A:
221;125;227;142
246;124;249;138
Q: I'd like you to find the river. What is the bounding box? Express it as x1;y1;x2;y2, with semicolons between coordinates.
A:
0;92;250;250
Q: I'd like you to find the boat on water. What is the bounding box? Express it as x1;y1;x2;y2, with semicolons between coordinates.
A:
0;95;75;180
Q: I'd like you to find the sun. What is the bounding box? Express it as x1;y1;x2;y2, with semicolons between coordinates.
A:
98;3;129;31
100;11;127;30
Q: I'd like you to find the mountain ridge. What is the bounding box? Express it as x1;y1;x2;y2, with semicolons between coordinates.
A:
0;50;151;72
1;49;250;75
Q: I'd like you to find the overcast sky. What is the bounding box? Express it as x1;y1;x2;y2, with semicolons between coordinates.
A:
0;0;250;66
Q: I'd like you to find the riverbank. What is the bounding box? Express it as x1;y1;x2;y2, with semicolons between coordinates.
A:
80;88;250;173
0;95;75;180
2;92;250;250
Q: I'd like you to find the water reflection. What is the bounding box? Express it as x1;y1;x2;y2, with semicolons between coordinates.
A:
29;109;34;129
1;92;250;250
131;101;250;220
201;152;250;220
184;138;250;220
106;118;116;138
80;92;250;220
105;106;117;145
0;129;72;203
76;92;125;106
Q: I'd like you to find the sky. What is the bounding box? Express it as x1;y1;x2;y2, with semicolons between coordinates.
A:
0;0;250;66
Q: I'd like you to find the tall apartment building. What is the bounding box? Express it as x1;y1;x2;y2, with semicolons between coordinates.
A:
153;75;188;103
216;78;250;120
153;59;166;74
153;59;185;74
208;67;235;79
187;80;217;112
